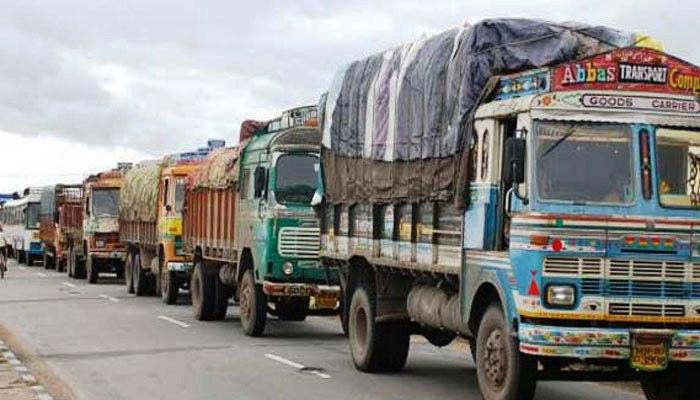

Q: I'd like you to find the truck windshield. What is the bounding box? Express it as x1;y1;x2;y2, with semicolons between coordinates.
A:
26;203;40;229
92;189;119;217
275;154;319;205
535;121;634;204
174;178;185;213
657;128;700;209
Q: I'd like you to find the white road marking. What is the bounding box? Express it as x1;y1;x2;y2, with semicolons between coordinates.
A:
157;315;190;328
62;282;76;288
98;294;120;302
36;272;47;277
264;353;332;379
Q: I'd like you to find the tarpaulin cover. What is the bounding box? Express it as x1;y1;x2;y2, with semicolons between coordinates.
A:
119;160;167;222
189;147;242;190
240;120;266;143
321;18;637;205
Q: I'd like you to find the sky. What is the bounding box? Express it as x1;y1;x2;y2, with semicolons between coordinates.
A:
0;0;698;193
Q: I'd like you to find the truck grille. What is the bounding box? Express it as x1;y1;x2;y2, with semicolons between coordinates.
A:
609;302;686;317
278;227;320;258
608;259;686;281
543;257;603;276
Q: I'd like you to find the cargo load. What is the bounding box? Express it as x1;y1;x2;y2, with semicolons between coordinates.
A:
119;160;169;223
189;147;242;190
320;18;638;206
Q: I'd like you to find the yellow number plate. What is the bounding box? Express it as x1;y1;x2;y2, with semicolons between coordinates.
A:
315;293;338;309
630;335;669;372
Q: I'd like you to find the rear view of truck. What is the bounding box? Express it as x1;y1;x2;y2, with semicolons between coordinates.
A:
40;184;82;272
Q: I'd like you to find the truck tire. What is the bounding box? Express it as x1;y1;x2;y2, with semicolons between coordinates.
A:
161;270;179;305
276;297;309;321
191;260;217;320
125;253;134;294
239;269;267;337
27;253;34;266
87;256;98;284
641;367;698;400
133;253;149;296
348;282;410;372
475;304;536;400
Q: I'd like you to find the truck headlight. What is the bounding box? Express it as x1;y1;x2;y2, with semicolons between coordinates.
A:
282;261;294;276
546;285;576;307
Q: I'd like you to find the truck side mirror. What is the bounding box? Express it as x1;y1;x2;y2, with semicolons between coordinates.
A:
254;166;267;199
505;137;526;184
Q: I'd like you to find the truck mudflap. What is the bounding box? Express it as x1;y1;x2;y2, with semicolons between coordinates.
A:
518;324;700;365
262;281;340;308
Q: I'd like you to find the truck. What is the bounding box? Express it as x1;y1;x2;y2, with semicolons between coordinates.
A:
67;167;127;282
182;106;341;336
0;188;43;265
120;158;201;303
39;184;83;272
318;19;699;400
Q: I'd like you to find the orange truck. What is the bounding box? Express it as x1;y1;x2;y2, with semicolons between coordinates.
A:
39;184;83;272
120;159;201;303
67;167;128;282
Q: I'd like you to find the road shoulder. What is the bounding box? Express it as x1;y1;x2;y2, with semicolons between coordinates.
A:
0;323;76;400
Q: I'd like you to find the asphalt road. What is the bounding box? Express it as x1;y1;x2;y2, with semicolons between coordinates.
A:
0;259;644;400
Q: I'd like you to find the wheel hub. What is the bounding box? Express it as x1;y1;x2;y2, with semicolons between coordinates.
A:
483;328;507;388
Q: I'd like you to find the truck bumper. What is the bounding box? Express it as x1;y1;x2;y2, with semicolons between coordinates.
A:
167;262;192;273
262;281;341;308
519;323;700;362
91;251;125;260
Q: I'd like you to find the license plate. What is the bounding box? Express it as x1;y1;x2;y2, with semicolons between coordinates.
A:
315;293;338;309
630;334;670;371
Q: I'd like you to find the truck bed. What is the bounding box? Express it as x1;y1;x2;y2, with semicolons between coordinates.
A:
183;188;236;261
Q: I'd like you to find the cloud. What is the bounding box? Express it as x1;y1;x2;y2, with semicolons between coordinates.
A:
0;0;698;192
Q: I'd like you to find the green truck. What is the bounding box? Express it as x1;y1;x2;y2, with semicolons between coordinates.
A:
183;106;341;336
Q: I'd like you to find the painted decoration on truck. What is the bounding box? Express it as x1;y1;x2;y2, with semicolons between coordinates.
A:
553;47;700;95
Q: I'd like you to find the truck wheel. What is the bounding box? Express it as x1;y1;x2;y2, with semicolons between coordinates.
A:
191;261;217;320
276;297;309;321
87;256;98;284
27;254;34;266
348;283;410;372
475;304;536;400
125;253;134;294
161;270;179;305
133;253;148;296
239;269;267;337
641;367;698;400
